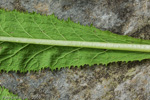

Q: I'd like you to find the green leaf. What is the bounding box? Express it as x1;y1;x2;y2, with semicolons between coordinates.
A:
0;86;22;100
0;9;150;72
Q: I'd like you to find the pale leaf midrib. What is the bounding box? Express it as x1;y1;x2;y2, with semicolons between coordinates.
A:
0;36;150;52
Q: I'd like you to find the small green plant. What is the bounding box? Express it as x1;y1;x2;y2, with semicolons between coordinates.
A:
0;86;22;100
0;9;150;72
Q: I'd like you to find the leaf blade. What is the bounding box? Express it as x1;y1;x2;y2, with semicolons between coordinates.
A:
0;9;150;72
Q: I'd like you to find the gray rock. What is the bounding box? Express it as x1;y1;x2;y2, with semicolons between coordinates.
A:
0;0;150;100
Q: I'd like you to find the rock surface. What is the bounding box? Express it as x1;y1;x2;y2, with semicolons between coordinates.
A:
0;0;150;100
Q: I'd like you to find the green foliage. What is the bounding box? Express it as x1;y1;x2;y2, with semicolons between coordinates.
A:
0;86;22;100
0;9;150;72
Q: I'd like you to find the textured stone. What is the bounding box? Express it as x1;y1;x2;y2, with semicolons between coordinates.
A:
0;0;150;100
